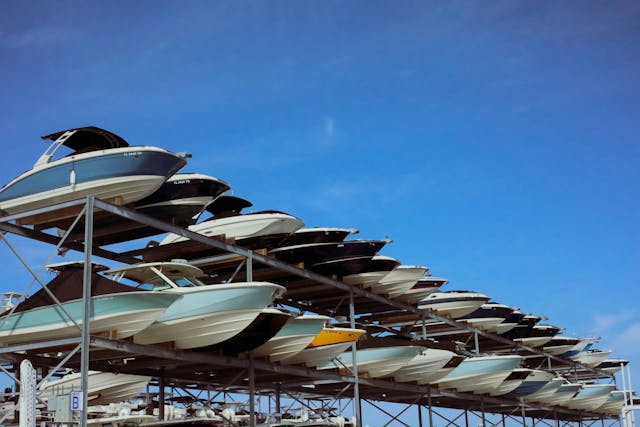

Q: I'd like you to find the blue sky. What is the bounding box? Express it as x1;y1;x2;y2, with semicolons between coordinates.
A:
1;0;639;422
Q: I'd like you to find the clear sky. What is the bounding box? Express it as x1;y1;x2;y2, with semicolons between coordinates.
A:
0;0;639;423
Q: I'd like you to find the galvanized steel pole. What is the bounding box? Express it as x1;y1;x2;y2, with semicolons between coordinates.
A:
349;290;362;427
80;196;94;427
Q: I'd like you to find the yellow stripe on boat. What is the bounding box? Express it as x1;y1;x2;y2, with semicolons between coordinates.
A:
308;327;366;348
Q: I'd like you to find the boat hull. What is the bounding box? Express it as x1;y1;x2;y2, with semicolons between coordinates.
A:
161;213;304;245
250;315;330;362
0;292;179;345
368;266;427;296
317;346;425;378
133;283;284;349
434;356;522;391
566;385;617;410
40;371;151;405
392;349;458;384
0;147;186;216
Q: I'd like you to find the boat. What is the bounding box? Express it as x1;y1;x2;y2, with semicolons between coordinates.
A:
46;172;231;245
316;346;425;378
489;369;532;396
596;358;629;375
566;384;617;410
433;355;522;393
539;382;582;406
512;324;561;347
569;349;613;367
281;326;366;367
104;262;286;349
500;314;541;339
0;126;188;218
418;291;491;319
504;369;556;398
367;265;429;297
521;377;565;402
159;196;304;250
457;303;515;333
250;315;331;362
493;310;526;336
341;256;401;288
392;349;463;385
278;227;357;247
597;390;629;415
201;307;294;355
542;336;583;356
269;240;388;267
39;370;151;405
390;276;448;304
0;262;180;345
559;337;597;358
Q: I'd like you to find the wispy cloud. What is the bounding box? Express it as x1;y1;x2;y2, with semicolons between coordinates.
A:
591;311;635;335
325;117;335;138
0;27;80;49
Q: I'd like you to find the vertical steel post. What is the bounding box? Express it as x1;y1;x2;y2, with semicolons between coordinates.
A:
502;414;507;427
465;409;469;427
249;356;256;427
418;403;423;427
428;389;434;427
247;250;253;282
481;399;486;427
80;196;94;427
625;365;635;427
275;382;281;420
159;374;165;420
521;402;527;427
349;290;361;427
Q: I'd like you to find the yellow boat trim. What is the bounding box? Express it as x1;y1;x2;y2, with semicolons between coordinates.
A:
308;327;366;348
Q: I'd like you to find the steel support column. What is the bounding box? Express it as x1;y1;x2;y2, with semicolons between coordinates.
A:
349;290;361;427
249;356;256;426
80;196;94;427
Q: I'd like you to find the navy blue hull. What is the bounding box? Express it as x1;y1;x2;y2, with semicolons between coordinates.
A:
0;150;185;202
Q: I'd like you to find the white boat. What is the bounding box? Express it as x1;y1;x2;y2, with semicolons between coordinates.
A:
538;383;582;406
434;355;522;393
566;384;617;410
418;291;491;319
281;327;366;367
570;349;613;367
105;262;285;349
0;126;188;218
542;336;583;356
489;369;532;397
512;324;560;348
40;370;151;405
160;194;304;247
506;369;556;398
340;255;402;289
317;346;425;378
559;337;597;358
597;390;629;415
458;303;515;334
390;276;448;304
392;349;461;384
250;315;330;362
596;358;629;375
522;377;565;402
368;265;428;296
0;263;180;345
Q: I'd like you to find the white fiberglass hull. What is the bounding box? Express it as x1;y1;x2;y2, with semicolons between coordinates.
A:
566;385;617;410
369;266;427;296
490;377;528;397
40;371;151;405
133;283;283;349
539;385;582;406
281;342;355;367
161;212;304;244
318;346;425;378
434;355;522;391
392;349;457;384
462;317;506;333
523;378;565;402
513;336;555;347
0;292;179;345
250;316;329;362
420;298;489;319
492;322;519;335
571;350;613;367
342;271;388;288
